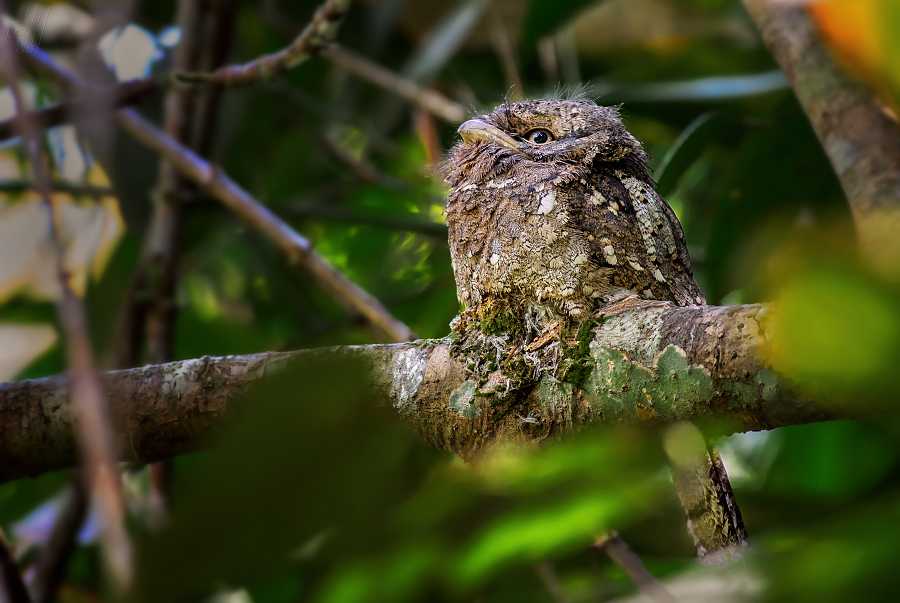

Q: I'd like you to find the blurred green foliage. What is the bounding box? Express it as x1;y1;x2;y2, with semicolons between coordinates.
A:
1;0;900;601
133;355;668;602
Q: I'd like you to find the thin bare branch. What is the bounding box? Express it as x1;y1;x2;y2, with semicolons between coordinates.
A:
534;562;569;603
143;0;205;526
30;478;89;603
0;78;157;143
17;43;416;344
175;0;351;87
322;45;467;124
291;110;397;185
0;180;113;197
595;533;677;603
0;529;30;603
189;0;238;154
0;4;132;590
116;108;416;343
147;0;200;370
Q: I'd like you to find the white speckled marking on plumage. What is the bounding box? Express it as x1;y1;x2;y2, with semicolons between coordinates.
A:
621;176;659;261
537;190;556;215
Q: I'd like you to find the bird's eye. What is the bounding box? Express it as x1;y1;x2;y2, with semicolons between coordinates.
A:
525;129;553;145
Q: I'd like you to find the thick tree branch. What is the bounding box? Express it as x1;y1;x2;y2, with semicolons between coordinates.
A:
0;303;868;483
175;0;350;87
742;1;900;269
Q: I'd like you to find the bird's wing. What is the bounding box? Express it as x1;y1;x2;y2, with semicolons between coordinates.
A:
568;169;705;306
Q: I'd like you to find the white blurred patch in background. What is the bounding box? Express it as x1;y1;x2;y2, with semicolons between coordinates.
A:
0;4;142;381
12;488;101;550
47;126;89;182
0;84;37;147
716;430;781;486
97;23;163;81
0;324;56;382
158;25;182;49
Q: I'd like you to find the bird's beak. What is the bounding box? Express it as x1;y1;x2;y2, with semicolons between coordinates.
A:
457;119;521;152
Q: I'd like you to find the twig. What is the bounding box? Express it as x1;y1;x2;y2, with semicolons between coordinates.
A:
17;43;416;343
0;528;30;603
0;78;157;143
290;110;396;185
413;107;442;165
30;477;89;603
0;180;114;197
0;3;132;591
322;45;467;124
111;0;230;373
595;533;677;603
534;561;569;603
175;0;351;87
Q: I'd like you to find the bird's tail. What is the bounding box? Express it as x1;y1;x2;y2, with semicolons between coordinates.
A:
664;422;750;567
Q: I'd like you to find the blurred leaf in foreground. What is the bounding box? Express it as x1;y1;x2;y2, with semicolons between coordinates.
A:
760;493;900;603
134;353;435;602
134;346;671;602
810;0;900;113
768;233;900;410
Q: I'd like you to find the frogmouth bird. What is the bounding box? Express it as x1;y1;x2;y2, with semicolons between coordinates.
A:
443;98;749;565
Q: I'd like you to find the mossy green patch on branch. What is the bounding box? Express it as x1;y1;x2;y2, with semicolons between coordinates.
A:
475;298;520;337
449;380;480;418
584;343;716;424
559;318;600;388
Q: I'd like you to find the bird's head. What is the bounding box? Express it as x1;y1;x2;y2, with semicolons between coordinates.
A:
444;99;649;187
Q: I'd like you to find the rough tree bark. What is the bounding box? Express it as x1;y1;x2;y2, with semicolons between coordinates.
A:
0;302;865;483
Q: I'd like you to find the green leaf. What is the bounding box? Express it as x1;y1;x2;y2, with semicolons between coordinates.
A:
656;112;736;198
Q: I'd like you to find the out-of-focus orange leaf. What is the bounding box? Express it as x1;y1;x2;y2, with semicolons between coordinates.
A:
809;0;900;115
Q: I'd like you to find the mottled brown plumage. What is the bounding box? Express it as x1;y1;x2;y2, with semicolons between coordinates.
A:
444;99;748;565
444;99;704;322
